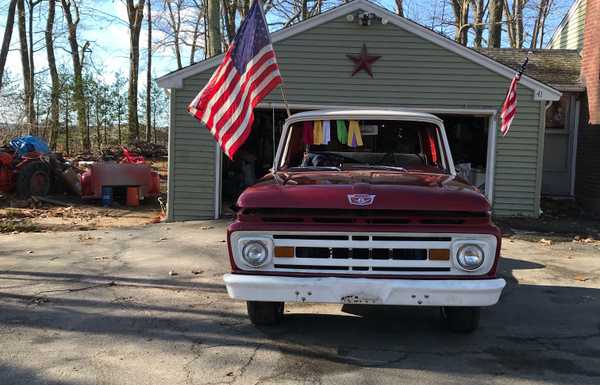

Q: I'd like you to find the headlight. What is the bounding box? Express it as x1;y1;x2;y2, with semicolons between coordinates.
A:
456;244;484;271
241;241;269;267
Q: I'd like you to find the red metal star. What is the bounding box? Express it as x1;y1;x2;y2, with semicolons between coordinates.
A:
347;44;381;78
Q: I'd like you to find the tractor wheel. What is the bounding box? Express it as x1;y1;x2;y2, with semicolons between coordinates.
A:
16;161;51;198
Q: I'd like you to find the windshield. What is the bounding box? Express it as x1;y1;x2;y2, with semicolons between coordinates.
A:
278;119;449;173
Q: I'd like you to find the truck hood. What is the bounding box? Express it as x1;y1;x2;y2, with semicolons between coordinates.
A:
237;171;490;213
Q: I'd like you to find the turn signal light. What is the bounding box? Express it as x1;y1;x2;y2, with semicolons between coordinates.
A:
429;249;450;260
274;246;294;258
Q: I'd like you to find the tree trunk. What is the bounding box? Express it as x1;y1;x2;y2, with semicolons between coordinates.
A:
222;0;237;43
65;97;70;155
166;1;182;69
146;0;152;142
531;0;552;49
395;0;403;17
61;0;89;152
46;0;60;150
451;0;470;45
206;0;222;57
471;0;484;48
0;0;17;90
126;0;145;143
488;0;504;48
17;0;32;132
189;11;201;65
27;0;37;134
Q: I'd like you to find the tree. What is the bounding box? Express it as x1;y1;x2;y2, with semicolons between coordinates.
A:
153;0;205;66
451;0;470;45
46;0;60;149
0;0;17;91
110;72;128;145
530;0;553;49
125;0;146;142
206;0;221;56
17;0;35;132
504;0;527;48
146;0;152;142
61;0;91;152
471;0;485;48
487;0;503;47
395;0;404;16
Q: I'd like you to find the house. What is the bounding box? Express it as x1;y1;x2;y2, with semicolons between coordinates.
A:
544;0;599;212
157;0;563;221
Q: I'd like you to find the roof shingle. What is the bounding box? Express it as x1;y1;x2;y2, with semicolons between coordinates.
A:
477;48;583;91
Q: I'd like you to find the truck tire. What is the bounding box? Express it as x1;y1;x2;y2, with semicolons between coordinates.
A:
16;161;51;198
246;301;284;325
441;306;480;333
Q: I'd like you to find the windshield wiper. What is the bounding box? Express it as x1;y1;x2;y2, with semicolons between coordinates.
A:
286;166;342;172
342;164;408;172
370;165;408;172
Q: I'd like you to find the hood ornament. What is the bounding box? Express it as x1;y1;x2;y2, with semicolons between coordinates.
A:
347;194;375;206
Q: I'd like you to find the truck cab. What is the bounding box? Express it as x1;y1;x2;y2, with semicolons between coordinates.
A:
224;109;505;332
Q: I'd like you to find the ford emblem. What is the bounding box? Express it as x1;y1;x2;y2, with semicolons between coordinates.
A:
347;194;375;206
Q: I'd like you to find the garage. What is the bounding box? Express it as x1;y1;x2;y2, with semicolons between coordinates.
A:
219;109;492;217
158;0;560;221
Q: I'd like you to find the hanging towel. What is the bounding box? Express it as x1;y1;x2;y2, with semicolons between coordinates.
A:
313;121;323;145
336;120;348;144
322;121;331;144
348;120;363;147
302;121;314;145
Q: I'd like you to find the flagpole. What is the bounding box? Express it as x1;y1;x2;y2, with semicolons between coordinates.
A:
279;83;291;117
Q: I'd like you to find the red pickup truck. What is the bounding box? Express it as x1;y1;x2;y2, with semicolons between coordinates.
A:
224;109;505;332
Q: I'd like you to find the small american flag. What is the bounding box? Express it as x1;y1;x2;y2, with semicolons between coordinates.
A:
500;56;529;136
188;0;282;159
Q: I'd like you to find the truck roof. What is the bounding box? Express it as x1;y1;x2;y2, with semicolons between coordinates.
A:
284;109;444;126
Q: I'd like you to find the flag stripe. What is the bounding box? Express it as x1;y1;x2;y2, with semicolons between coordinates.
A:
500;75;521;136
213;54;279;138
217;63;281;144
223;72;282;155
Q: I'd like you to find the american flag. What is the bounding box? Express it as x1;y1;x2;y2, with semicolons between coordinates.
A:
188;0;282;159
500;56;529;136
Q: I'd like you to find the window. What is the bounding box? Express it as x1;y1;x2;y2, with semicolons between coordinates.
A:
546;95;570;130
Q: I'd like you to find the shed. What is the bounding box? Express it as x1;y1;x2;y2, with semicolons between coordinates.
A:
157;0;561;221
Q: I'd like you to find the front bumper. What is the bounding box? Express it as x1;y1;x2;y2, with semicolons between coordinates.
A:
223;274;506;306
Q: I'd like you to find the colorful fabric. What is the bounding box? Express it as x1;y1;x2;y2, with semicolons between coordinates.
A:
302;121;314;144
186;0;282;159
347;120;363;147
336;120;348;144
313;120;323;145
322;121;331;144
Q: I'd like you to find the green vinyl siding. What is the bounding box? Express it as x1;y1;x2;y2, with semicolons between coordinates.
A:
169;10;547;219
169;88;216;220
548;0;586;50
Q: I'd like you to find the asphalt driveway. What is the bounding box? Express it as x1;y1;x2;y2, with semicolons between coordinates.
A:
1;220;599;384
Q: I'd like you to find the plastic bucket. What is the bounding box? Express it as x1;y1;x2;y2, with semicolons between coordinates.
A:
101;186;113;207
126;186;140;207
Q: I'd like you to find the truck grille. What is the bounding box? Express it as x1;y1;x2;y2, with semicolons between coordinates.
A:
268;233;453;275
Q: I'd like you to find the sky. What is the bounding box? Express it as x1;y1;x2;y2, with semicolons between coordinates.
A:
0;0;576;88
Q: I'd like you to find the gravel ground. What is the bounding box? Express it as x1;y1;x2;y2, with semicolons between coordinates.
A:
0;220;599;385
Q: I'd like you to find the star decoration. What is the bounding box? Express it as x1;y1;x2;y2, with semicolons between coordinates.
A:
347;44;381;78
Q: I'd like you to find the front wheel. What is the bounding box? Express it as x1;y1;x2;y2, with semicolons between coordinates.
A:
246;301;284;325
441;306;480;333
